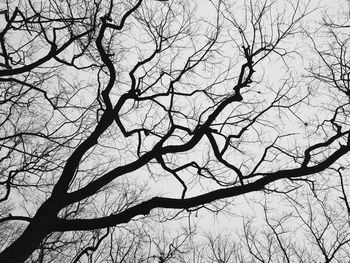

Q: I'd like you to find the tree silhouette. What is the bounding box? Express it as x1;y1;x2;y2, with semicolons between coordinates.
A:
0;0;350;262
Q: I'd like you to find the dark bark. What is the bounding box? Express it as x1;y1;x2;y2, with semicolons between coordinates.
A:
0;0;349;262
0;199;59;263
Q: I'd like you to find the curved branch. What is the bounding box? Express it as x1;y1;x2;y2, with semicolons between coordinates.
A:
55;139;350;232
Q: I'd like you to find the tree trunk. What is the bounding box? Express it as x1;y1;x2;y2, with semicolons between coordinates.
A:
0;200;58;263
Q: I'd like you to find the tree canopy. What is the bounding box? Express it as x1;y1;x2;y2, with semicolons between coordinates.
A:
1;0;350;262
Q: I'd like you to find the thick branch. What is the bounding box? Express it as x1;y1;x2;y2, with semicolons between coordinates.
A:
55;141;350;231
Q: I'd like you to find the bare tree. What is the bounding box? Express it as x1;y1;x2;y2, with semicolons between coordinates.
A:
198;171;350;263
0;0;349;262
188;5;350;261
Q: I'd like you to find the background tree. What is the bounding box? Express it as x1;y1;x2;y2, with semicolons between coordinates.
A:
0;0;350;262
